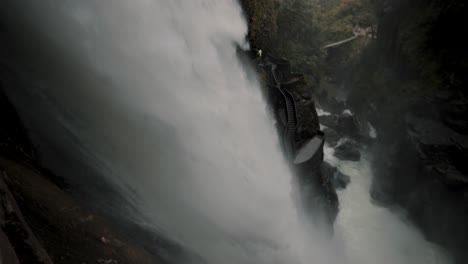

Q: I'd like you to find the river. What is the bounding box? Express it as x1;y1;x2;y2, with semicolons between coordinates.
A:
324;143;451;264
0;0;454;263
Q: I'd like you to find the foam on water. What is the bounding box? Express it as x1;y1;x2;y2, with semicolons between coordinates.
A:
0;1;338;264
0;1;454;263
324;144;452;264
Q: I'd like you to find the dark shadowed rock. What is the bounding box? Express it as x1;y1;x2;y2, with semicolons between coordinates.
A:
0;228;19;264
0;172;54;264
441;100;468;135
259;55;339;230
319;115;339;129
317;92;346;114
319;112;375;144
370;114;468;264
333;170;351;189
334;139;361;162
337;113;359;137
323;127;341;147
321;161;351;190
321;161;337;181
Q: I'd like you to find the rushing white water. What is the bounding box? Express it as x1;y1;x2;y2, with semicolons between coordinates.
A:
1;1;340;264
368;122;378;139
1;0;456;263
324;144;452;264
317;108;332;116
316;105;452;263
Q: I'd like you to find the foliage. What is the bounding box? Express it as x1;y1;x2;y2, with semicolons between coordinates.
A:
274;0;324;74
349;0;468;107
241;0;379;87
239;0;279;53
313;0;377;42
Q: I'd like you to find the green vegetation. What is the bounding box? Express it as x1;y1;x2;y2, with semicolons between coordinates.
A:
241;0;321;83
274;1;323;75
314;0;377;42
240;0;279;53
348;0;468;114
242;0;378;89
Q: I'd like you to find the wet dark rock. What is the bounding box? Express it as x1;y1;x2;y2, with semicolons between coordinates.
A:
323;127;341;147
317;91;346;114
321;161;336;178
261;56;338;229
0;227;19;264
333;170;351;190
319;115;338;129
334;139;361;162
405;116;468;187
0;79;36;161
441;100;468;135
294;148;338;231
370;114;468;264
0;172;54;264
0;51;166;264
319;112;374;143
336;113;359;137
322;162;350;190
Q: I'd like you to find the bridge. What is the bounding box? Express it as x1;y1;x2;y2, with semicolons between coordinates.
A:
323;25;377;49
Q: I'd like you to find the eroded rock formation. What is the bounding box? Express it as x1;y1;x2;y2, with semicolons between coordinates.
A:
258;55;339;228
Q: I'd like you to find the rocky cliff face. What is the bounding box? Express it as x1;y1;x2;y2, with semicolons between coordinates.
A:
260;56;338;228
342;0;468;262
241;1;340;230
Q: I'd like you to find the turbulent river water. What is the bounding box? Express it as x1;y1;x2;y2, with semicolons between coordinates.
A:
324;144;452;264
0;0;454;263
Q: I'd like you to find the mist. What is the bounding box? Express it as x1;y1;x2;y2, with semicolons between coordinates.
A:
0;1;339;263
0;0;461;263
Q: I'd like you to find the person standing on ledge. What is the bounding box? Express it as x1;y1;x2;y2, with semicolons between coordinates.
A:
257;48;263;58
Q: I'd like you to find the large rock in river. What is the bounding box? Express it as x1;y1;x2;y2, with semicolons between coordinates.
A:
333;139;361;162
321;161;351;190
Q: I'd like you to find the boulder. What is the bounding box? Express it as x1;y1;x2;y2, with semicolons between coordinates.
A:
321;162;351;190
337;113;359;136
319;115;338;129
317;92;346;114
333;170;351;189
334;139;361;162
319;112;374;142
323;127;341;147
405;115;468;187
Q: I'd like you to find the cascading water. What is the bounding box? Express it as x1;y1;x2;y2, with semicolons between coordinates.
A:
319;114;453;264
0;0;458;263
1;1;338;263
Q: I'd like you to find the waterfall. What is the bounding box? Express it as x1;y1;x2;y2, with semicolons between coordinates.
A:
0;1;338;263
2;1;454;263
318;114;452;264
